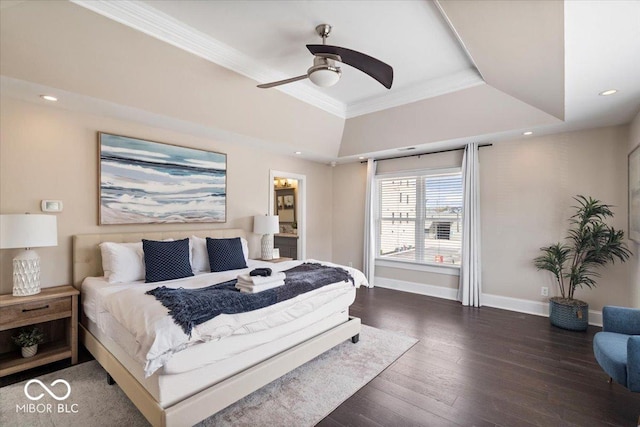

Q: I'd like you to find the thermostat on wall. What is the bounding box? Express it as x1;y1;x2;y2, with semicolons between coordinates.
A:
41;200;63;212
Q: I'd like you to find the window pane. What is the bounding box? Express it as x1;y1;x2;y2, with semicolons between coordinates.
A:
424;174;462;266
377;172;462;267
379;178;416;260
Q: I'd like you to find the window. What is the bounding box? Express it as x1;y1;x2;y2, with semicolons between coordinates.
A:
377;169;463;267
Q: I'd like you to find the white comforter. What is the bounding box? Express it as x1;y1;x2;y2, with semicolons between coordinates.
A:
84;259;366;377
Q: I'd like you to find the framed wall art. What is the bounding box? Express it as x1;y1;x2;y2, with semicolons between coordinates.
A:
629;144;640;243
99;132;226;225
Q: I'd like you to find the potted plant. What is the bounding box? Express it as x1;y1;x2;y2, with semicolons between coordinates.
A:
534;195;632;331
12;326;44;358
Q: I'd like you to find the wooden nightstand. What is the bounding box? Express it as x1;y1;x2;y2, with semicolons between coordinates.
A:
261;257;293;263
0;285;79;377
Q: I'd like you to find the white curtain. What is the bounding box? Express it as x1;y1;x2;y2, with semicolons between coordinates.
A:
458;143;482;306
363;159;377;287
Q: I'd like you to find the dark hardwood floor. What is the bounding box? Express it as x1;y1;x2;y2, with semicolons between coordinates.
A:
3;287;638;426
320;287;640;427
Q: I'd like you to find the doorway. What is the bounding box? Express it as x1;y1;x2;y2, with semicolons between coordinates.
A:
269;170;306;260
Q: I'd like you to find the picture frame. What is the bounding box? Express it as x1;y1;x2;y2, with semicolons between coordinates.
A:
99;132;227;225
275;188;296;223
284;195;294;209
629;144;640;243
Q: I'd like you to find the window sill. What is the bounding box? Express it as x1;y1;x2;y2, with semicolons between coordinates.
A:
375;258;460;276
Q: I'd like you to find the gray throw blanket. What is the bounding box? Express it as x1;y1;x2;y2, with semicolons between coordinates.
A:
146;263;354;336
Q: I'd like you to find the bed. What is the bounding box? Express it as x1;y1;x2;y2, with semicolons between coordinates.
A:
73;228;363;427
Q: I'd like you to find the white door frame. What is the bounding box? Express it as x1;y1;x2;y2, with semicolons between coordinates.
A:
269;170;306;260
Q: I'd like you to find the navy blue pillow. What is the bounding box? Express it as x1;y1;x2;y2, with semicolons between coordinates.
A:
206;237;247;272
143;238;194;283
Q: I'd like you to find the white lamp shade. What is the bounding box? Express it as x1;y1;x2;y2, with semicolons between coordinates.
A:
253;215;279;235
0;214;58;249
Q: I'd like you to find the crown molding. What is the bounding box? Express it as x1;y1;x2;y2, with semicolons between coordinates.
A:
345;69;485;118
70;0;346;117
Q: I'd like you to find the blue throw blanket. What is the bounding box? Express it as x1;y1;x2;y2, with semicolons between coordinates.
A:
146;263;354;336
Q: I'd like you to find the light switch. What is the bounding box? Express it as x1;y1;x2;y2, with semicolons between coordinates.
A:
41;200;63;212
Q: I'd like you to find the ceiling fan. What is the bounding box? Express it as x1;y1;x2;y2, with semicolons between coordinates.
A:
257;24;393;90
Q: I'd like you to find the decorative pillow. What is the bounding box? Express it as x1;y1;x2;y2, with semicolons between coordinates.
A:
191;236;249;272
143;238;194;283
99;242;145;284
206;237;248;272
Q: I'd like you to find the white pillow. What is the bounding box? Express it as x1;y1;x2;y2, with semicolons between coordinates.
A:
99;242;145;283
190;236;249;273
189;236;209;273
240;238;249;263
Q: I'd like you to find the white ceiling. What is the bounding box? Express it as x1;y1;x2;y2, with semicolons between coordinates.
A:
72;0;484;118
564;0;640;128
140;0;479;100
69;0;640;127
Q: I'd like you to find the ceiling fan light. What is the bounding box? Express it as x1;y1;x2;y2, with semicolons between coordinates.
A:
308;67;341;88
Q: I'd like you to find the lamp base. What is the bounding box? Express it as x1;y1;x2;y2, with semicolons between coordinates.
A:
261;234;274;260
13;249;41;297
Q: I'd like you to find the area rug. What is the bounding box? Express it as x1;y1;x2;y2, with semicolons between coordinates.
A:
0;325;417;427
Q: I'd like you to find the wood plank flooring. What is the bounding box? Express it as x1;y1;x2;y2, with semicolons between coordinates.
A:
320;287;640;427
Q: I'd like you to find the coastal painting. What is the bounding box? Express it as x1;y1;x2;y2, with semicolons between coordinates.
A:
99;133;226;225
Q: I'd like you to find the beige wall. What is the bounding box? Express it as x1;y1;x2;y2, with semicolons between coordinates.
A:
332;125;633;311
629;110;640;308
340;84;560;157
1;97;634;312
0;1;345;160
439;0;565;119
0;97;334;294
481;126;631;311
331;162;367;269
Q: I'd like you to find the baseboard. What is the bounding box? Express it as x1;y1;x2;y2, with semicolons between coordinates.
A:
374;277;603;327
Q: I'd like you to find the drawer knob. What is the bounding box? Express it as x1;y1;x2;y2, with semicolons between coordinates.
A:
22;305;50;313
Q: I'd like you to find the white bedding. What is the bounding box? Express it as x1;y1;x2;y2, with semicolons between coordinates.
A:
82;259;366;377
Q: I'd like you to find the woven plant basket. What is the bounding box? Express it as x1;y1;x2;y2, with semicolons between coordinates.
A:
549;298;588;331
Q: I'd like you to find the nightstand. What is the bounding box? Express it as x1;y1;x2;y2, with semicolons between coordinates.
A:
0;285;79;377
261;257;293;263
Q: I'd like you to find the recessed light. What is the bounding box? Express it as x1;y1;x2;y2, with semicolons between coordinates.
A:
294;151;302;155
40;95;58;102
599;89;617;96
523;131;533;136
358;156;365;160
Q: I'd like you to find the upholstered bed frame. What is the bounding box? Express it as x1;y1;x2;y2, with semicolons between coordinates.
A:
72;228;361;427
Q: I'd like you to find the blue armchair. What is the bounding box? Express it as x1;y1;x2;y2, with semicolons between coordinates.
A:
593;306;640;392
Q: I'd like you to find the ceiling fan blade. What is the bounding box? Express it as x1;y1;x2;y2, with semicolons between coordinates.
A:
257;74;308;89
307;44;393;89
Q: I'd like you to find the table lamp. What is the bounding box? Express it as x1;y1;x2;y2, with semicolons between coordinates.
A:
254;215;279;260
0;214;58;296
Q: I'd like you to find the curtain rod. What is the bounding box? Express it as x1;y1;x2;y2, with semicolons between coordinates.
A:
360;143;492;163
